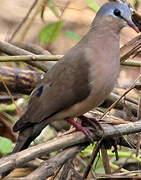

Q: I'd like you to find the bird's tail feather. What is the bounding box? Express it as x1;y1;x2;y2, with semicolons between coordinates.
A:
12;126;34;153
1;127;34;178
2;121;49;178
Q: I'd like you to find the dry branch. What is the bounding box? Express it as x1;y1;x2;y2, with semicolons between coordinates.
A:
102;92;138;116
0;33;140;70
11;42;52;55
0;40;55;72
0;55;61;62
9;0;39;42
121;60;141;67
0;66;41;95
1;55;141;67
120;34;141;62
1;120;141;176
22;145;87;180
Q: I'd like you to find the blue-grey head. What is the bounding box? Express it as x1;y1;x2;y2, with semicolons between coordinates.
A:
94;2;139;33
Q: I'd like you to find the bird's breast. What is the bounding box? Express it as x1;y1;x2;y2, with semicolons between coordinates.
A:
88;54;120;107
50;57;120;121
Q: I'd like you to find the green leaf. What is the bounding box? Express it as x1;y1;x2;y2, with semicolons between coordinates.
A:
48;0;59;18
87;0;100;12
64;31;82;41
39;20;63;44
0;137;13;155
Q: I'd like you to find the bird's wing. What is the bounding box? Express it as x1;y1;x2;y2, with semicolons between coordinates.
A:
13;48;91;131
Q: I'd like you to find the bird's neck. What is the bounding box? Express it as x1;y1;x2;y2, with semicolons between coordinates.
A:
87;24;120;49
91;15;124;35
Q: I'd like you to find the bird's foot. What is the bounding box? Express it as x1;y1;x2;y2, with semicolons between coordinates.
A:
78;115;103;132
65;118;93;142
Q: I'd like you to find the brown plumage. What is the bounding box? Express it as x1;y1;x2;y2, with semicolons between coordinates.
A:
2;2;139;177
12;2;139;152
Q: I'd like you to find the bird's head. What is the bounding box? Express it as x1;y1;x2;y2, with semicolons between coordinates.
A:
93;2;139;33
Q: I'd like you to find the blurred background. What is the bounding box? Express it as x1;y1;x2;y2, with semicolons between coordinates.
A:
0;0;141;178
0;0;140;53
0;0;140;85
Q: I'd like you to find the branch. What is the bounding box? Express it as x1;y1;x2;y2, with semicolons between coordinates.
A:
9;0;39;42
0;55;62;62
0;66;41;94
121;60;141;67
120;34;141;63
0;40;55;72
23;144;87;180
102;92;137;116
0;55;141;68
11;42;52;55
1;120;141;175
0;33;141;71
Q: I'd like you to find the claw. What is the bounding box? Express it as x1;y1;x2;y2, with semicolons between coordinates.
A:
79;127;93;142
78;115;103;131
65;118;93;142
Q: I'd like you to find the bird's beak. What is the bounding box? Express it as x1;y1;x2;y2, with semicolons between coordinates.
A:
125;19;140;33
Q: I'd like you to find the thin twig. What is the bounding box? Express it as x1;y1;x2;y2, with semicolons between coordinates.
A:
11;42;51;55
18;0;45;42
9;0;39;42
50;165;63;180
101;145;111;174
59;160;72;180
0;55;62;62
120;34;141;62
0;76;21;114
83;140;103;179
0;55;141;68
121;59;141;67
0;40;55;72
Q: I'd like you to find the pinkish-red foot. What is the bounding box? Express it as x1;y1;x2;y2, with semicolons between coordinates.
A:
78;115;103;131
65;118;93;142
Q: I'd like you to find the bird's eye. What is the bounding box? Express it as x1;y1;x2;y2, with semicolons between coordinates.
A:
113;9;121;17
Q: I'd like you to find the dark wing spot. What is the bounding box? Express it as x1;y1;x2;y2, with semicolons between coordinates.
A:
36;86;43;97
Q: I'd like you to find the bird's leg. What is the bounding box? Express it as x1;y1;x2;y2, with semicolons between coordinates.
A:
78;115;103;131
65;118;93;142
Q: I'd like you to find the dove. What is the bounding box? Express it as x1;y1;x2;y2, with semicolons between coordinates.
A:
12;2;139;152
2;2;139;177
4;1;140;167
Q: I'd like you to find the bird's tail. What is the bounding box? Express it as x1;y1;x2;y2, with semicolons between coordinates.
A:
12;126;34;153
1;127;33;178
2;121;48;178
